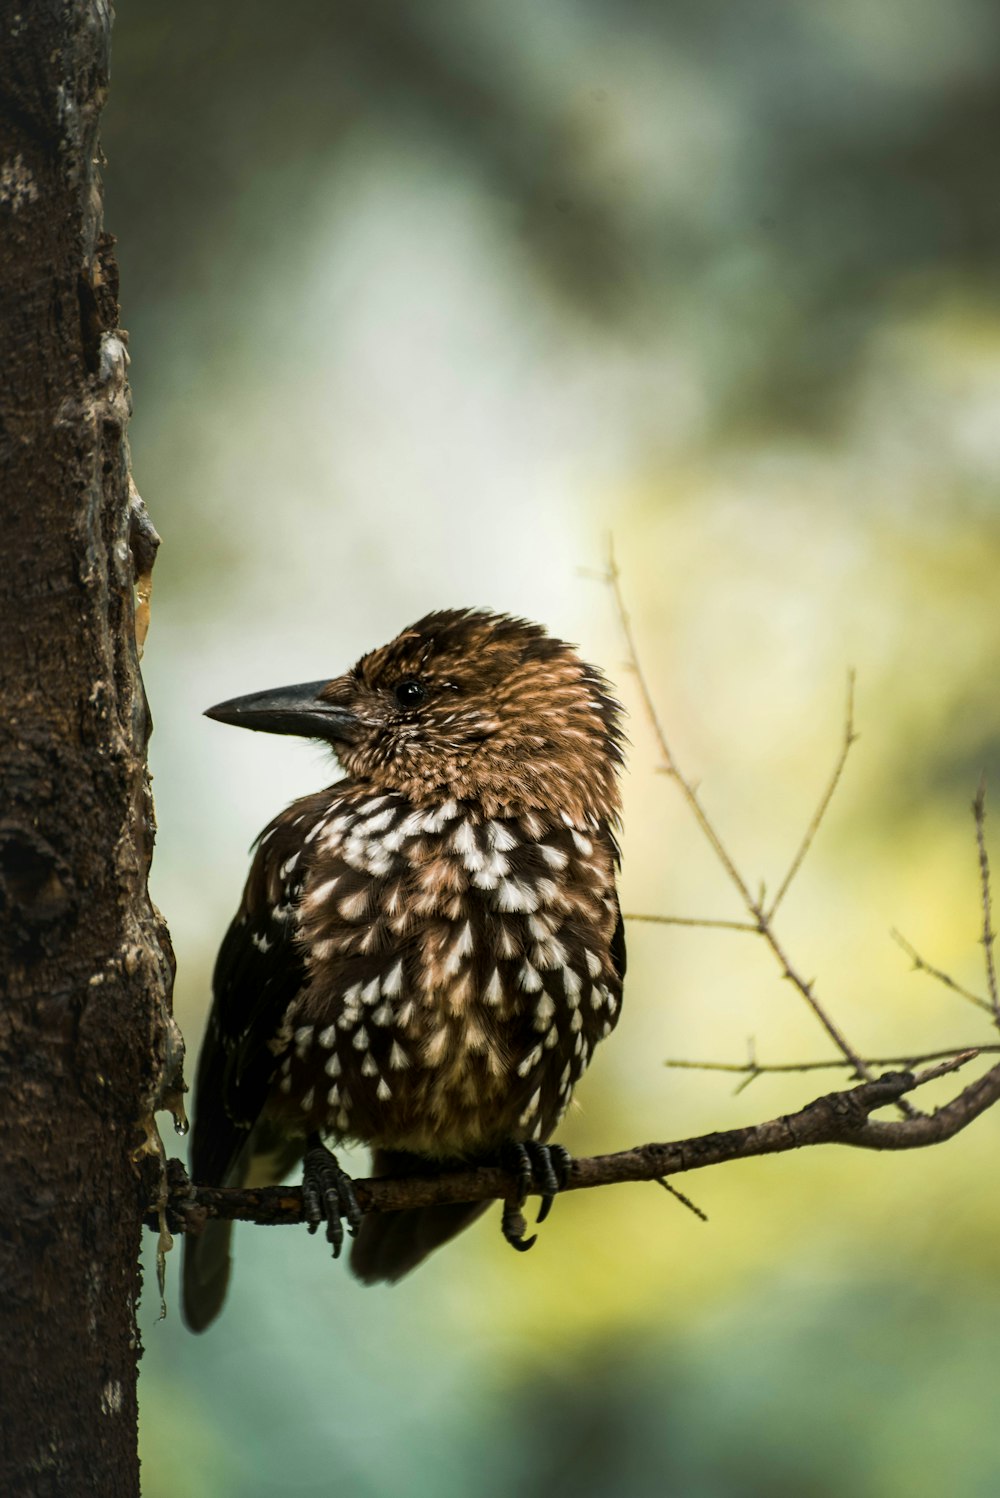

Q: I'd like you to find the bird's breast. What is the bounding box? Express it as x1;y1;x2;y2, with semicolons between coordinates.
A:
267;788;623;1156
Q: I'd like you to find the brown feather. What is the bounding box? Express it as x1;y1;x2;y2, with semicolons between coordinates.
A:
185;609;627;1324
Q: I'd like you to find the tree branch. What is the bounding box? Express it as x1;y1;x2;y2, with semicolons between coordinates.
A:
766;670;858;920
889;926;993;1014
974;779;999;1023
155;561;1000;1266
158;1053;989;1237
604;540;873;1082
665;1044;1000;1079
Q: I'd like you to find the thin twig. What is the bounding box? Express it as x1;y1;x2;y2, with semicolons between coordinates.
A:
605;541;872;1082
656;1177;709;1222
766;671;857;919
973;780;999;1024
666;1045;992;1076
890;928;992;1014
605;544;757;909
625;912;760;933
909;1050;980;1087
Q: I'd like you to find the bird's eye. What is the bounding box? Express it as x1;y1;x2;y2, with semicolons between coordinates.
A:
394;679;427;709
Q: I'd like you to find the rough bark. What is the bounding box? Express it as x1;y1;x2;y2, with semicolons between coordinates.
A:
0;5;178;1495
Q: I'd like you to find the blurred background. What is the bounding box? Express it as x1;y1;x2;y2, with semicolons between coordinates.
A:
104;2;1000;1493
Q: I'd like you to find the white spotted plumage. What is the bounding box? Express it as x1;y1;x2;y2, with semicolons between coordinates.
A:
189;608;626;1323
266;783;625;1157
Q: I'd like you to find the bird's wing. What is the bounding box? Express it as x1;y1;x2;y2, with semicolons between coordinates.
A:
610;899;627;985
185;794;339;1332
189;796;324;1189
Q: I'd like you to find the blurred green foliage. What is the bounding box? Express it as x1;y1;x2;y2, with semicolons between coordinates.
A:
104;3;1000;1493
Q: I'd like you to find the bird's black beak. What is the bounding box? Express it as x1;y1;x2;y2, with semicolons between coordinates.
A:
204;681;360;744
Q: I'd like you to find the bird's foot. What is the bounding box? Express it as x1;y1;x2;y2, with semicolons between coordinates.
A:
301;1137;363;1258
499;1141;573;1253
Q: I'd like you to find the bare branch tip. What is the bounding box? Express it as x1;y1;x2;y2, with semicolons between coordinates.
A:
656;1177;709;1223
912;1049;981;1088
890;928;922;971
973;775;987;818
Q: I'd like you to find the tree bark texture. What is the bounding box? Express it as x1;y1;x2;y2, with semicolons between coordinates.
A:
0;5;177;1495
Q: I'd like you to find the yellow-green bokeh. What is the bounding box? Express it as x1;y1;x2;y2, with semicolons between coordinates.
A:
106;4;1000;1493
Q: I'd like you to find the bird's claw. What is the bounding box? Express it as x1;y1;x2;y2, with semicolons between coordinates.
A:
501;1199;537;1252
532;1142;571;1223
499;1141;573;1251
302;1140;362;1258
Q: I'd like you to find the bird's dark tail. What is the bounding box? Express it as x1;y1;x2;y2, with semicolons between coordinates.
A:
182;1218;235;1333
182;1125;303;1332
350;1150;489;1284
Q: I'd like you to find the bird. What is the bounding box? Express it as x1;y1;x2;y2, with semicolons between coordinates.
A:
182;608;626;1331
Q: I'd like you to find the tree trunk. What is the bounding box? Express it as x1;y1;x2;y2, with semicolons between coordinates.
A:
0;4;178;1494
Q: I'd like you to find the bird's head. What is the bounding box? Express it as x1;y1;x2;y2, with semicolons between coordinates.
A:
206;609;624;823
